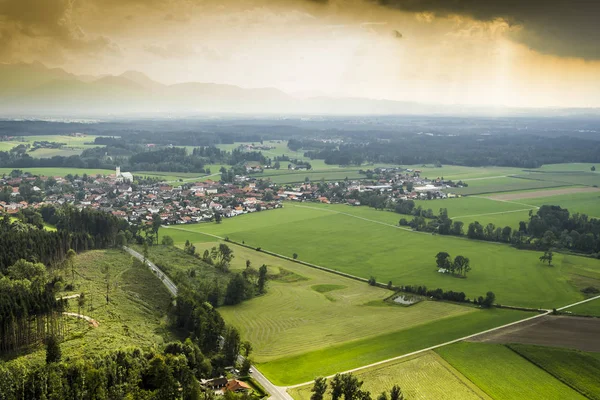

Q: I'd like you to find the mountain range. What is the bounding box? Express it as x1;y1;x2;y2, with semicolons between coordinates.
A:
0;62;597;117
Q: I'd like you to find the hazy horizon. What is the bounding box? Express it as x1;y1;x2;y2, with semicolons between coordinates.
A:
1;0;600;111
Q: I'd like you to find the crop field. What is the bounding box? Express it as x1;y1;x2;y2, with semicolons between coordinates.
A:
507;190;600;218
563;297;600;316
509;344;600;400
399;165;524;180
413;196;536;220
288;351;492;400
450;176;569;195
468;315;600;353
515;171;600;187
3;250;173;367
537;163;599;172
258;308;528;385
435;342;586;400
163;203;600;308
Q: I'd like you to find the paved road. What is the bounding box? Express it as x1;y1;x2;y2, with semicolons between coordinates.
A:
123;246;178;297
237;355;293;400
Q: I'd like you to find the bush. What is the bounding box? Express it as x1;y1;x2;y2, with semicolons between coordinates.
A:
368;276;377;286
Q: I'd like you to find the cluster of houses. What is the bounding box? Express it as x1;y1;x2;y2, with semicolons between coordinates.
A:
0;165;461;224
0;167;283;225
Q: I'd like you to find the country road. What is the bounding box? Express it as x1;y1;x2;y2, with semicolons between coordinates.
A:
123;246;178;297
237;355;293;400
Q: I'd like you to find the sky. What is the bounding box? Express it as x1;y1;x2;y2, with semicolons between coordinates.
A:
1;0;600;108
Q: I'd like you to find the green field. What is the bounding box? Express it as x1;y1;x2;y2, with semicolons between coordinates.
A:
512;191;600;218
3;249;173;367
288;352;492;400
210;242;474;363
414;196;536;220
451;176;568;195
563;297;600;316
435;342;587;400
537;163;599;172
402;165;525;181
164;237;531;386
0;167;115;177
259;308;528;385
163;203;600;308
509;344;600;400
516;171;600;187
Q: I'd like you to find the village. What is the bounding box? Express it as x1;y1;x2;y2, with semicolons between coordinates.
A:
0;165;461;225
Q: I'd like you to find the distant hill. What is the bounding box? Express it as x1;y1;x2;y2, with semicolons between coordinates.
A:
0;62;598;117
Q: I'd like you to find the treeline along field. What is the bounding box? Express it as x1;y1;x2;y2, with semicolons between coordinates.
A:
164;203;600;309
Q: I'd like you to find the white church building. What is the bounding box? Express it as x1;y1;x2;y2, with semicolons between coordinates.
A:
115;167;134;183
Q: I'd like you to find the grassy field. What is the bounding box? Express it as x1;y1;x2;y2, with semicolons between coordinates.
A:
163;203;600;309
414;196;536;220
516;171;600;187
2;249;173;367
537;163;599;172
259;308;529;385
288;351;492;400
435;342;587;400
207;242;475;363
0;167;115;177
401;165;525;180
450;176;569;195
509;344;600;400
165;237;531;386
563;297;600;316
512;190;600;218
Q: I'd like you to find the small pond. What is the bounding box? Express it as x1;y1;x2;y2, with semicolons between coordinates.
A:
393;295;421;305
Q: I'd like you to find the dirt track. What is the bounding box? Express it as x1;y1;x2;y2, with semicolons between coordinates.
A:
487;187;600;201
468;315;600;352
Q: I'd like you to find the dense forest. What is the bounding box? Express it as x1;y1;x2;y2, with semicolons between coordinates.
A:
0;206;256;400
0;206;130;356
299;135;600;168
0;340;255;400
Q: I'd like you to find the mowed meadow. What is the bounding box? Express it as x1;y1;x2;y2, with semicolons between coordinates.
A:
181;240;529;385
163;203;600;309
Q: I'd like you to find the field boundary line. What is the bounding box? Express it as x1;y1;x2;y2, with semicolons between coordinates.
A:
461;175;507;181
470;195;541;209
453;208;536;219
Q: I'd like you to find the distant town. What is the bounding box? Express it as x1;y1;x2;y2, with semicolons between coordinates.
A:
0;165;464;225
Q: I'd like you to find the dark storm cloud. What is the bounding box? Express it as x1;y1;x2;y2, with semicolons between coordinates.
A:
0;0;117;60
316;0;600;59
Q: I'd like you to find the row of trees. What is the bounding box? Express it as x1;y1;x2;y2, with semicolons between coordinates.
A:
310;374;404;400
